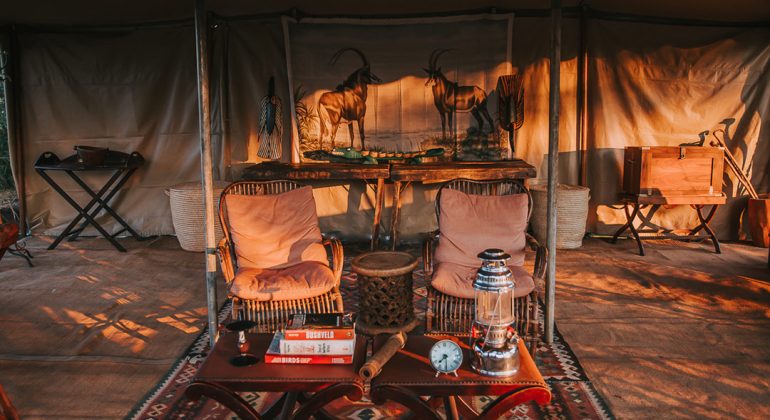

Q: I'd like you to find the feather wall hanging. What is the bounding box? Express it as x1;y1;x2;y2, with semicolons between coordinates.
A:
257;77;283;160
497;74;524;155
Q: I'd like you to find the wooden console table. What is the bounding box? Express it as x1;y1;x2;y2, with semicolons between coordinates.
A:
240;162;390;250
185;333;366;419
370;334;551;419
388;161;537;249
611;193;726;256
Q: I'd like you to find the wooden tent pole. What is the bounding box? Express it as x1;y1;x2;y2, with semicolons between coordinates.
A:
576;5;588;187
194;0;219;347
545;0;562;344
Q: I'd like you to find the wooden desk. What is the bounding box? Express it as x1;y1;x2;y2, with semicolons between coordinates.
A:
240;162;390;250
388;161;537;249
611;193;727;256
185;333;366;419
370;334;551;419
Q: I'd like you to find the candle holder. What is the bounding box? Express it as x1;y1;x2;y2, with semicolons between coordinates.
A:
226;320;259;366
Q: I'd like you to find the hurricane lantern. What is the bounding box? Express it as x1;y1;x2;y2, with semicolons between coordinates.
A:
470;248;521;377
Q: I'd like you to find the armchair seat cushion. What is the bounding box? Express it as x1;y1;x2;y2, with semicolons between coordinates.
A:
230;261;336;301
431;262;535;300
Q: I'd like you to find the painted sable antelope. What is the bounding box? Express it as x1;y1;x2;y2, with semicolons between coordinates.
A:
318;48;381;150
424;49;494;138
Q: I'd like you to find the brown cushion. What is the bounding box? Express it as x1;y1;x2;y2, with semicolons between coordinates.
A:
431;262;535;299
224;186;328;270
434;188;528;268
230;262;336;301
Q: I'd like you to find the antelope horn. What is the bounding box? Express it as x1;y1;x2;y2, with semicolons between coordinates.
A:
430;48;452;70
428;49;440;70
331;47;369;67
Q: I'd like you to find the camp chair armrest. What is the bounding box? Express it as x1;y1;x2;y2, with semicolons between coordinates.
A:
422;229;440;277
526;233;547;291
217;238;236;284
323;237;344;285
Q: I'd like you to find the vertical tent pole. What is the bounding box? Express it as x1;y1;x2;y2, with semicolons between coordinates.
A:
576;5;588;187
7;26;27;234
194;0;219;347
545;0;562;343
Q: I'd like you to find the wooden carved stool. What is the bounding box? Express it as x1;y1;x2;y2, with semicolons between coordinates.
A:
351;251;419;335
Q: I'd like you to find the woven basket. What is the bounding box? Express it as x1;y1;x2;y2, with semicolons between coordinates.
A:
531;184;590;249
167;181;230;252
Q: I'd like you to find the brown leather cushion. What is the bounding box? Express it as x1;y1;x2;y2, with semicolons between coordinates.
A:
434;188;528;268
431;262;535;299
230;262;336;301
224;186;328;270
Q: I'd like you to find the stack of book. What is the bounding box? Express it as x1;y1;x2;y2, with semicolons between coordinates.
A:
265;313;356;364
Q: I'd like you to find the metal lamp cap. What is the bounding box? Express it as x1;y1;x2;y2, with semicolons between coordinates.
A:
474;248;514;291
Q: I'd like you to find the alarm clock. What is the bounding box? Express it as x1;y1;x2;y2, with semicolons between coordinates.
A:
429;339;463;377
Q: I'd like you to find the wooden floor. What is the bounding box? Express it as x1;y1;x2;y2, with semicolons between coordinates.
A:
0;235;767;419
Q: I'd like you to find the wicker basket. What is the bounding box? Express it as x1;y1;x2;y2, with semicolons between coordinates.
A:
531;184;590;249
168;181;230;252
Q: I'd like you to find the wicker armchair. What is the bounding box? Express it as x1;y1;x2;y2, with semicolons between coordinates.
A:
218;180;344;332
423;179;546;358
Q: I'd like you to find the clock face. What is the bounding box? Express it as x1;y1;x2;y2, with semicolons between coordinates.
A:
429;339;463;374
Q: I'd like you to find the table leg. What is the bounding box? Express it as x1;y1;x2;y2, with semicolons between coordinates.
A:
278;391;298;420
693;205;721;254
611;203;632;244
371;385;442;420
443;396;460;420
478;385;552;420
36;169;127;252
67;169;143;240
65;170;128;241
624;202;645;256
370;178;385;251
290;383;365;420
185;380;262;420
390;181;403;251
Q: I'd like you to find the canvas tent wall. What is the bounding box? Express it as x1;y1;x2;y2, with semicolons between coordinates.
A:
1;2;767;243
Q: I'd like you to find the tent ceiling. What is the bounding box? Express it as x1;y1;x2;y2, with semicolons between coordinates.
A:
2;0;769;26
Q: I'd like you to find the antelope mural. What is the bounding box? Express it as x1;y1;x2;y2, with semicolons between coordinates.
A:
318;48;381;150
424;49;494;138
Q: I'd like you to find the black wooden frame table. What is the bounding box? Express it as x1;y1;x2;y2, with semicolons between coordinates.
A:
370;334;551;419
611;193;726;256
185;333;366;420
34;151;146;252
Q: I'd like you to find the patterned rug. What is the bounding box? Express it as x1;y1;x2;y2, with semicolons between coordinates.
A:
128;248;614;419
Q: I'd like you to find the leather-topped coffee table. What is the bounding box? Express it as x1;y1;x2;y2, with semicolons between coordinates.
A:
185;333;366;420
370;334;551;419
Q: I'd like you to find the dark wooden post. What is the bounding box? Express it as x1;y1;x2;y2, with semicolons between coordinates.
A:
194;0;219;347
545;0;562;344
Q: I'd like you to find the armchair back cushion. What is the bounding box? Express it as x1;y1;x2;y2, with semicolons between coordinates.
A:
434;188;528;268
224;186;328;270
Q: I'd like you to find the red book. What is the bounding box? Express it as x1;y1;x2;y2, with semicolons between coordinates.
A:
284;313;355;341
284;329;355;340
264;354;354;364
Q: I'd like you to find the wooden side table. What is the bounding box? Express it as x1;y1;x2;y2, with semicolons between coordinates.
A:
185;333;366;420
370;334;551;419
351;251;419;335
611;193;726;256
